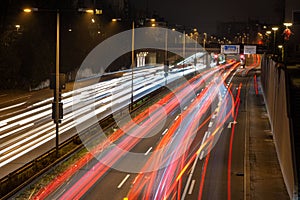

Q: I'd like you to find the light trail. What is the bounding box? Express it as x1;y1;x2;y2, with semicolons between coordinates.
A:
32;60;226;199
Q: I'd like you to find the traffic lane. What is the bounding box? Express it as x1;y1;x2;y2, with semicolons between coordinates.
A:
79;106;183;200
230;73;251;199
185;109;234;199
71;76;211;199
185;82;242;199
200;77;247;200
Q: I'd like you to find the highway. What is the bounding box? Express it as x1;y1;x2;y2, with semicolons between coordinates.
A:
4;52;261;199
24;55;262;199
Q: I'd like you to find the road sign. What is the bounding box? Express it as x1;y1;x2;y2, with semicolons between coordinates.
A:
244;45;257;54
221;45;240;54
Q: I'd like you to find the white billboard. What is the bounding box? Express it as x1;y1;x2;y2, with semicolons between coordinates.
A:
221;45;240;54
244;45;257;54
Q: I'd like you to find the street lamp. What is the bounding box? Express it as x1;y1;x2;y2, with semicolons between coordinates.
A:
110;18;135;110
203;32;207;49
265;31;272;51
24;7;94;157
278;45;284;61
284;22;293;28
24;7;62;157
131;21;135;111
272;27;279;54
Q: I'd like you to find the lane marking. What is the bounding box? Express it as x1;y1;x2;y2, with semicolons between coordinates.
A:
200;151;205;160
188;180;196;195
144;147;152;155
117;174;130;189
228;121;238;129
175;115;179;121
203;131;209;141
181;146;201;200
162;129;168;135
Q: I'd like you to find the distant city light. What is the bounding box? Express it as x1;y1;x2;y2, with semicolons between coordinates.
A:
95;9;102;15
91;18;95;23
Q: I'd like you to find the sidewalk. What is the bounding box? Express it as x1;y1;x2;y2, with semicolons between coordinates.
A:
246;74;290;199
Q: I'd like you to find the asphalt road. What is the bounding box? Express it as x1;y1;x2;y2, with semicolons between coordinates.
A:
185;73;250;200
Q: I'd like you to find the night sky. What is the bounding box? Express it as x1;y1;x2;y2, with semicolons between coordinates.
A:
133;0;283;34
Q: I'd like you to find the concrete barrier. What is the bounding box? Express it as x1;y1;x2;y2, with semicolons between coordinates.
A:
261;55;297;199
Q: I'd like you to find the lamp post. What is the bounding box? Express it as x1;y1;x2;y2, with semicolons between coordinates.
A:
183;30;186;76
278;45;284;61
272;27;279;54
111;18;135;111
24;7;94;157
203;32;207;49
131;21;135;111
53;10;60;157
266;30;271;52
23;7;61;157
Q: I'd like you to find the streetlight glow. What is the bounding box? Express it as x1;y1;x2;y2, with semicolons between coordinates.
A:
23;8;38;12
85;9;94;14
272;27;279;31
150;18;155;22
266;31;271;34
23;8;32;13
283;22;293;27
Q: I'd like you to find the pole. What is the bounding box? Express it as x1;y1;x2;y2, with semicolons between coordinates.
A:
203;33;206;49
195;36;197;74
55;10;60;158
131;21;134;111
165;28;168;85
183;30;185;76
273;30;277;54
